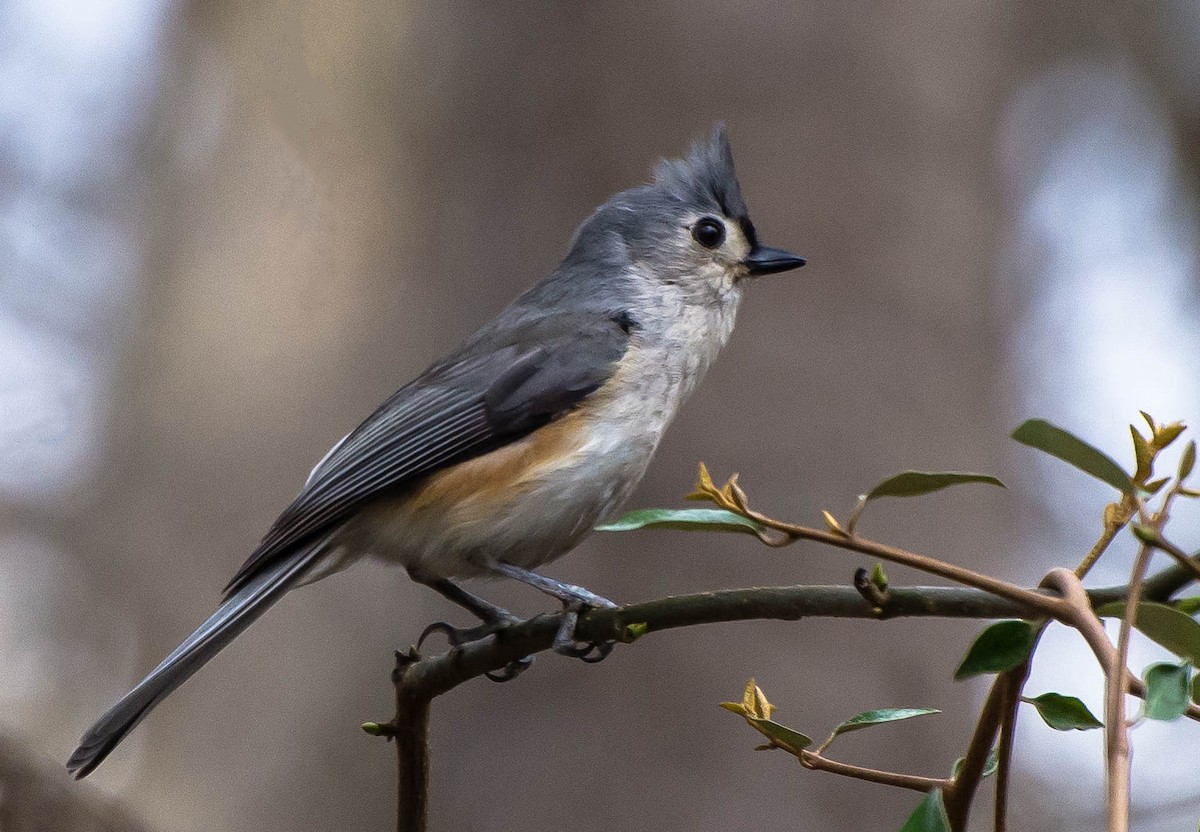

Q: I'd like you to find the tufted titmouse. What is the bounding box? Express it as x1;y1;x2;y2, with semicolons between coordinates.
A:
67;125;804;777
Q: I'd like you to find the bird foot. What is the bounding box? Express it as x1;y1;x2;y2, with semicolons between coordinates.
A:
417;615;535;682
552;598;618;664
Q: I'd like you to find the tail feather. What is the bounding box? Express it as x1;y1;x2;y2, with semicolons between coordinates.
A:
67;540;329;778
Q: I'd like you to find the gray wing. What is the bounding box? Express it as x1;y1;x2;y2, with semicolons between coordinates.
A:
222;311;633;596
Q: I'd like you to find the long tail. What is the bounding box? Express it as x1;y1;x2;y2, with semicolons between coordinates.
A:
66;537;331;778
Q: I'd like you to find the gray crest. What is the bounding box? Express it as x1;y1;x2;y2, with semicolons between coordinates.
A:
651;123;750;225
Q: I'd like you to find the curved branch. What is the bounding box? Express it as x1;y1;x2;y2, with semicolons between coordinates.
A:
395;561;1196;700
382;554;1200;830
746;519;1068;617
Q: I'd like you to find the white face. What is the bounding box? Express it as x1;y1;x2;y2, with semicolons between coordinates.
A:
675;212;753;293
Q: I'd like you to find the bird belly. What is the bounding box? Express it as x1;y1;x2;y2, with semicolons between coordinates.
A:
332;390;662;579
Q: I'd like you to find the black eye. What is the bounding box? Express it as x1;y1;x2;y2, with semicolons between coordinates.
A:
691;217;726;249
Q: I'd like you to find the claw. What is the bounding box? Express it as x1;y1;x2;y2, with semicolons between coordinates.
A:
551;604;617;664
417;617;513;650
579;642;615;663
410;574;540;679
486;655;535;682
418;617;537;681
417;621;456;650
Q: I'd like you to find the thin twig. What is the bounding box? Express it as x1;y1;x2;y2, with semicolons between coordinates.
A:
1141;532;1200;584
1040;569;1200;724
695;478;1075;616
740;510;1069;618
1076;497;1136;579
1140;555;1200;601
1107;545;1153;832
943;672;1010;831
993;659;1030;832
797;749;949;793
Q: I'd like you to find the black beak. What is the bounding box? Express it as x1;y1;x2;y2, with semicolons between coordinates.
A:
744;245;806;276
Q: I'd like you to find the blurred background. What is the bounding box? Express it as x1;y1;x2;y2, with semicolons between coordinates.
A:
3;1;1200;830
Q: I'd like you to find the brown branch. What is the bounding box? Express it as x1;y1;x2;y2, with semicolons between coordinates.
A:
1140;531;1200;584
739;510;1069;618
993;659;1030;832
1076;498;1136;579
1106;545;1153;832
376;551;1200;825
946;504;1132;832
797;749;949;794
394;650;432;832
942;642;1038;832
1041;569;1200;723
1141;553;1200;600
942;671;1009;831
386;569;1195;703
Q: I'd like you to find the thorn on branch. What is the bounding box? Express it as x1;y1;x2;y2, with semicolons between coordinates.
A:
393;646;421;685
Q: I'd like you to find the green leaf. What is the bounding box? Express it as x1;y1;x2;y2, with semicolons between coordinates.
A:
1130;523;1162;546
596;508;763;535
981;747;999;778
1024;692;1103;731
1175;596;1200;616
1095;601;1200;664
1191;671;1200;705
1143;662;1191;721
862;471;1005;502
1011;419;1137;496
831;708;940;739
871;562;889;592
898;789;951;832
950;747;999;779
746;717;813;752
954;620;1036;680
1143;477;1170;496
1179;440;1196;482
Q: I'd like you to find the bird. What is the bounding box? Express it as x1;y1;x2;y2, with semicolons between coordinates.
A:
67;124;805;778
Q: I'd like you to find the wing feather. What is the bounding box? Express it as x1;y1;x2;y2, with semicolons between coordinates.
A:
223;312;632;595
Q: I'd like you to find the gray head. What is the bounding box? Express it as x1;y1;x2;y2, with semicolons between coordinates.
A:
563;125;805;295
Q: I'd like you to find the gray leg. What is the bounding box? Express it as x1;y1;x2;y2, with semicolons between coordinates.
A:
409;570;517;624
407;568;532;682
491;562;617;663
